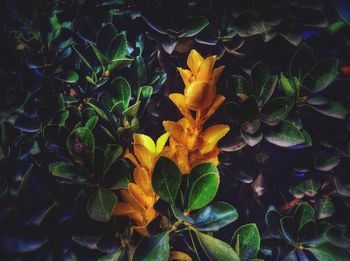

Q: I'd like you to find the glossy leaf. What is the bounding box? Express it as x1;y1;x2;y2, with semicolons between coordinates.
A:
87;189;118;222
310;59;339;93
307;243;347;261
193;202;238;231
133;232;170;261
231;223;260;261
264;120;305;147
187;163;219;211
179;16;209;38
152;157;182;205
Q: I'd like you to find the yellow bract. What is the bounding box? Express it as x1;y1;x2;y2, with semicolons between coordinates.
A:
164;49;230;173
113;49;230;237
113;133;170;236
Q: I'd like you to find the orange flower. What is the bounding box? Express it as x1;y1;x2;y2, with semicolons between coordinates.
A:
164;50;230;173
113;133;170;236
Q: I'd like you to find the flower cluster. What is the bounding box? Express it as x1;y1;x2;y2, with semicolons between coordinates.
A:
113;50;229;236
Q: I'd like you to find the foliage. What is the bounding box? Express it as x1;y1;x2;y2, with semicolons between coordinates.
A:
1;0;350;260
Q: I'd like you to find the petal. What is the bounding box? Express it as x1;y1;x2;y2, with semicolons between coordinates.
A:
133;134;156;154
133;166;153;194
156;132;170;155
125;151;139;167
200;95;225;124
177;68;192;86
128;183;155;210
187;49;204;75
170;251;192;261
113;202;144;224
163;120;187;145
197;55;217;82
120;189;145;214
200;125;230;154
169;93;195;124
173;145;190;174
184;81;212;111
134;144;154;170
211;65;225;87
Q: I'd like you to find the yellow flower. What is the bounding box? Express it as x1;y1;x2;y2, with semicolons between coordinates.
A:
113;133;170;236
177;49;225;111
164;49;230;172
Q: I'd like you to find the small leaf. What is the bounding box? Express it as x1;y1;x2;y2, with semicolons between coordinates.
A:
293;202;315;230
280;73;298;97
289;179;320;199
264;120;305;147
179;16;209;38
111;77;131;111
230;223;260;261
187;163;219;211
50;161;87;183
260;97;295;126
308;101;346;119
307;243;347;261
87;189;118;222
133;232;170;261
315;151;340;171
104;145;123;174
316;199;335;219
310;59;339;93
195;230;239;261
193;202;238;231
109;33;128;61
57;71;79;83
67;127;95;167
97;23;118;57
289;43;315;80
85;116;98;130
152;157;182;205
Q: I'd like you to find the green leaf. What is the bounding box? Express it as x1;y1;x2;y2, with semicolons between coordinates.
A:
66;127;95;167
85;116;98;131
315;151;340;171
109;33;128;61
179;16;209;37
111;77;131;111
293;202;315;230
325;227;350;248
195;230;239;261
99;248;126;261
131;56;146;87
310;59;339;93
289;179;320;199
133;232;170;261
87;189;118;222
187;163;219;211
230;223;260;261
87;99;109;120
280;73;298;97
104;144;123;174
103;159;129;190
57;71;79;83
264;120;305;147
260;97;295;126
152;157;182;205
92;44;108;68
308;101;346;119
230;74;251;97
193;202;238;231
289;43;315;80
307;243;347;261
50;161;87;183
97;23;118;57
108;58;133;73
316;199;335;219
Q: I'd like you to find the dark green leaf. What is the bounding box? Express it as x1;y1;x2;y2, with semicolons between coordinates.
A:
231;223;260;261
316;199;335;219
310;59;339;93
187;163;219;211
315;151;340;171
280;73;298;97
307;243;347;261
179;16;209;38
50;161;87;183
67;127;95;167
85;116;98;131
99;248;126;261
57;71;79;83
195;230;239;261
289;179;320;199
111;77;131;111
289;43;315;80
193;202;238;231
261;97;295;126
133;232;170;261
109;33;128;61
97;24;118;57
87;189;118;222
293;202;315;230
104;144;123;174
308;101;346;119
264;120;305;147
152;157;182;205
